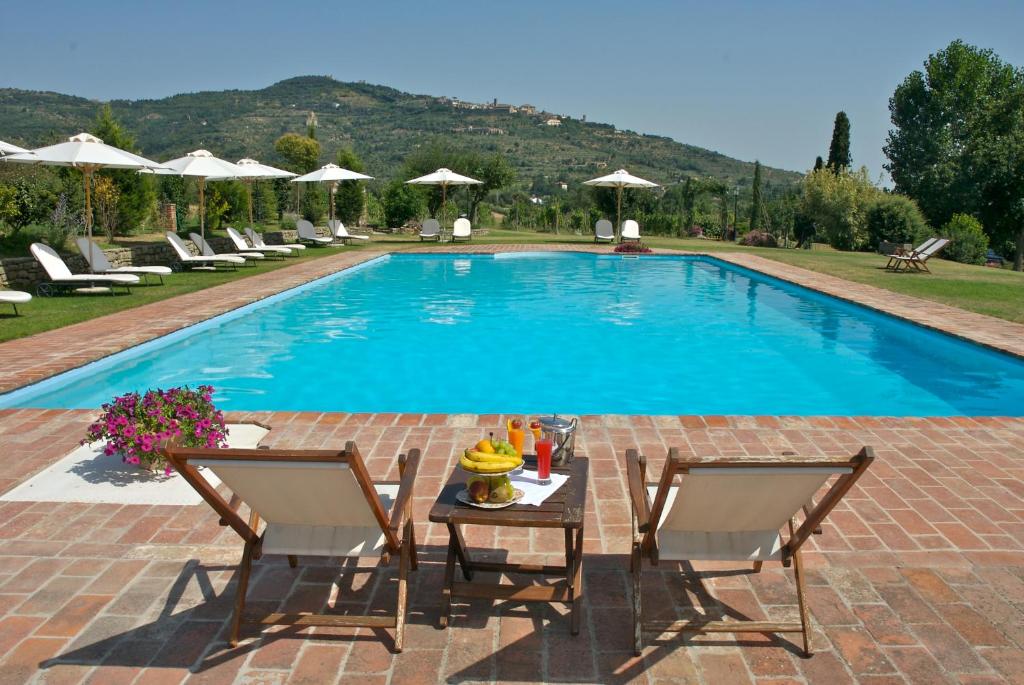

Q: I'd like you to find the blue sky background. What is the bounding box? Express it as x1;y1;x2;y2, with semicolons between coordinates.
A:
2;1;1022;181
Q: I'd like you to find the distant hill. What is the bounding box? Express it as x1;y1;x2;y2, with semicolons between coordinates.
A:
0;76;801;190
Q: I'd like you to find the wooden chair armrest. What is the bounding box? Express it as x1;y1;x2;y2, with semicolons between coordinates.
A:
218;493;243;526
626;449;652;533
388;449;421;539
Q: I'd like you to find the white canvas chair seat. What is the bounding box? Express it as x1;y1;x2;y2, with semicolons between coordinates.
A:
166;441;421;652
224;227;272;258
452;217;472;241
627;448;872;657
190;233;258;262
245;227;303;253
296;220;334;245
30;243;139;294
328;220;370;242
419;218;441;240
76;237;171;283
621;219;641;241
595;219;614;243
165;232;245;267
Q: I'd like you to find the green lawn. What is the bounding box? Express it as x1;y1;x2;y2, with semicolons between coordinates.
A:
3;229;1023;343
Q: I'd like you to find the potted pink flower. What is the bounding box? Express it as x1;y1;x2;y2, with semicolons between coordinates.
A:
84;385;228;475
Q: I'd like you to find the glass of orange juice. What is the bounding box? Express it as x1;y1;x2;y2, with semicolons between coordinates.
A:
506;418;525;458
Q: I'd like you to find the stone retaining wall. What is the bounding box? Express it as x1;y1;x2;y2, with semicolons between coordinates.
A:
0;230;300;290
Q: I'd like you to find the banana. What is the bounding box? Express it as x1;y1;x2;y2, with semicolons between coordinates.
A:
464;449;519;464
460;454;521;473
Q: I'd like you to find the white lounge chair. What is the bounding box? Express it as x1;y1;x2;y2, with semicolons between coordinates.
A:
30;243;139;296
225;227;286;260
595;219;614;243
884;237;936;269
190;232;260;265
627;446;873;656
76;237;172;285
1;290;31;315
296;220;334;246
163;439;421;652
419;218;441;241
165;232;244;270
452;217;472;242
887;238;949;273
328;219;370;244
621;219;641;242
245;227;304;255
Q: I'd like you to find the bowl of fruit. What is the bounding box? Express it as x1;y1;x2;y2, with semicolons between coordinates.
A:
459;434;523;476
457;474;524;509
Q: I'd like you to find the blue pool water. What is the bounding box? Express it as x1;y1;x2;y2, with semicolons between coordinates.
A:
3;253;1024;415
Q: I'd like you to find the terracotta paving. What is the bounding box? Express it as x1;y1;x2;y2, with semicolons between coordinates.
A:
0;410;1023;684
1;244;1023;682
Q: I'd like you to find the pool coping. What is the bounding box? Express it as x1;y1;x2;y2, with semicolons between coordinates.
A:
1;243;1022;402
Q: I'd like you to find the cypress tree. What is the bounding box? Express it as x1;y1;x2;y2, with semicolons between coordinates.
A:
749;161;763;231
813;156;824;172
827;111;851;171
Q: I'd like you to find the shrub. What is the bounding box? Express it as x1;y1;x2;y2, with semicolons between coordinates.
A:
613;242;652;253
83;385;228;474
43;193;81;250
799;167;875;250
383;181;425;228
739;230;778;247
300;185;325;223
865;193;930;251
942;213;988;265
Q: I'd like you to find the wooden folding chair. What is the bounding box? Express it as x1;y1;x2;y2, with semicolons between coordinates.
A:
626;446;873;656
163;440;420;652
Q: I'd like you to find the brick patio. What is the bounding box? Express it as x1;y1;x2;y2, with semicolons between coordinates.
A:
1;246;1023;684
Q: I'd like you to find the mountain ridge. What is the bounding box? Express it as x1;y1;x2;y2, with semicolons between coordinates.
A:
0;75;801;190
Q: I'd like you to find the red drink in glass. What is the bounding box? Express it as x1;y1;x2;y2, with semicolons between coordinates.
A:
536;439;552;484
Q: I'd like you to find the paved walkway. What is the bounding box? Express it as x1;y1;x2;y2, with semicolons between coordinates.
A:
1;410;1023;684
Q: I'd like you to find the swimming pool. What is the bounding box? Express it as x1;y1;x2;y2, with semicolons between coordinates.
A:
3;252;1023;415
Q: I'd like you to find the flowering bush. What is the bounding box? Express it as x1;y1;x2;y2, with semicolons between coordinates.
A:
739;230;779;248
84;385;228;474
613;242;653;253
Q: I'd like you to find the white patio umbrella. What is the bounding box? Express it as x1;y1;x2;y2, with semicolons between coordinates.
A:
291;163;374;223
2;132;166;271
583;169;659;241
157;150;243;241
405;168;482;225
213;158;295;228
0;140;28;156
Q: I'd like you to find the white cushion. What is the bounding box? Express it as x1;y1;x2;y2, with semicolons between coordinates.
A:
0;291;32;304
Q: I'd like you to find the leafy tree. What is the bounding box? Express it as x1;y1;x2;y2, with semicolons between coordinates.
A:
800;167;877;250
0;171;58;236
334;148;367;225
942;213;989;264
401;141;514;222
864;193;930;250
300;185;326;223
813;156;824;172
274;133;320;173
92;175;121;242
749;161;764;230
826;112;851;171
91;105;157;234
885;40;1024;269
382;180;425;227
252;180;278;224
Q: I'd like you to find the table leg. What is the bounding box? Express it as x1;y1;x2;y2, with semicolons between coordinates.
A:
441;536;456;628
570;526;584;635
447;523;473;581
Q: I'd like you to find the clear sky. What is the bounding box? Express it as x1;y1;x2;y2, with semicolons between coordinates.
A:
2;0;1022;181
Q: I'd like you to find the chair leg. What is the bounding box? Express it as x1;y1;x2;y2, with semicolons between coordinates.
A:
409;521;419;571
790;523;812;657
230;540;255;647
752;561;763;573
395;520;412;653
287;555;298;568
632;542;643;656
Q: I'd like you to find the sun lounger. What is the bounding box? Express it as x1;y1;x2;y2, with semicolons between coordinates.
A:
165;232;244;270
626;446;873;656
595;219;614;243
452;217;472;242
244;227;304;254
75;237;172;284
419;218;441;241
225;227;287;260
296;220;334;246
328;220;370;244
887;238;949;273
0;289;31;315
190;232;260;265
884;237;936;270
162;439;420;652
30;243;139;296
621;220;641;242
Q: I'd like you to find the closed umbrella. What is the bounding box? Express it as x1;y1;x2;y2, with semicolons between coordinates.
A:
405;167;481;226
158;150;243;241
213;159;295;228
583;169;659;241
3;132;165;271
0;140;27;156
291;163;374;223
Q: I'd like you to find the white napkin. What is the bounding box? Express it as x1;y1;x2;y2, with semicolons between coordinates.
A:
509;470;569;506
